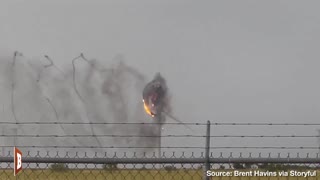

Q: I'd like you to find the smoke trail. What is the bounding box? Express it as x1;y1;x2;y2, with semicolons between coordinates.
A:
71;54;105;147
100;54;163;152
68;53;162;153
11;51;22;124
0;52;167;155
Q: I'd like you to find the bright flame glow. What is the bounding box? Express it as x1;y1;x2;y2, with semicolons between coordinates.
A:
143;99;153;117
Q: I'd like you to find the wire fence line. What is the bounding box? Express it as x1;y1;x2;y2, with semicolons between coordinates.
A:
1;121;319;151
1;135;320;138
211;123;320;126
1;121;320;180
0;122;208;125
3;121;320;125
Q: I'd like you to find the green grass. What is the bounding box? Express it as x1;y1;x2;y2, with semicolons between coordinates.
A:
0;169;318;180
1;169;202;180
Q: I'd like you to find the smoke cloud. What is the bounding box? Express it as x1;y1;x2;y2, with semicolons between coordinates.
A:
0;52;163;156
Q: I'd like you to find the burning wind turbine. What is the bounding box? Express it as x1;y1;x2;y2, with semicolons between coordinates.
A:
142;73;168;119
142;73;187;125
142;72;193;158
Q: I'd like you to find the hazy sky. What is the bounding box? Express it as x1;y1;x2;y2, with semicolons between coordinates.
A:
1;0;320;155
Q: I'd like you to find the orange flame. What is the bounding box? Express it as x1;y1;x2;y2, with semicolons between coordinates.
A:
143;99;154;117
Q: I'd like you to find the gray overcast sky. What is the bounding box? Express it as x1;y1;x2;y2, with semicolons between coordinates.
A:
1;1;320;154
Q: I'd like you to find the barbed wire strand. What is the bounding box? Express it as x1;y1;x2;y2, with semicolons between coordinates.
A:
211;123;320;126
0;135;318;138
0;122;205;125
0;122;319;126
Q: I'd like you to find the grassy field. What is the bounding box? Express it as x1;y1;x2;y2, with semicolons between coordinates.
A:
0;169;319;180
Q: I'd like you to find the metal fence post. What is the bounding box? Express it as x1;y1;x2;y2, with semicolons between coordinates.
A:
203;120;211;180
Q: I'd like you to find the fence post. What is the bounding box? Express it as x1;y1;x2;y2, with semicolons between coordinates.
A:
203;120;211;180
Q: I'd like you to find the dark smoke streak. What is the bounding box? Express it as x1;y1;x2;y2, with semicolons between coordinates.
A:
11;51;20;123
162;111;193;132
101;55;166;152
71;54;103;147
44;55;65;75
72;54;86;102
45;97;64;131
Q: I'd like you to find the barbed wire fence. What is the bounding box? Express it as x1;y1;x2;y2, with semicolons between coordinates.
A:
0;121;320;179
